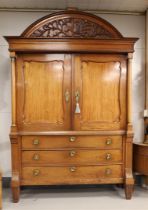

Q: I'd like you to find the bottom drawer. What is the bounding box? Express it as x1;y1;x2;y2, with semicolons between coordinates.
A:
21;165;123;185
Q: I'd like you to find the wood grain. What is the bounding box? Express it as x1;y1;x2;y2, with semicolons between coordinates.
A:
73;54;126;131
22;149;122;165
134;143;148;175
23;60;64;124
17;54;72;131
21;165;123;185
10;52;17;129
127;53;133;124
22;135;122;150
21;10;123;39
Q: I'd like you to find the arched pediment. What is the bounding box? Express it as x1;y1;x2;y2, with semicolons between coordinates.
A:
21;10;123;39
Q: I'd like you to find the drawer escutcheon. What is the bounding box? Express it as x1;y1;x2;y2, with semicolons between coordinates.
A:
106;139;112;145
105;168;112;175
106;153;112;160
69;150;76;157
33;169;40;176
69;167;76;172
69;136;76;142
33;154;40;161
33;139;40;145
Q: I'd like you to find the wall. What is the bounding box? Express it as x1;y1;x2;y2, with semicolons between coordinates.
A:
0;11;145;177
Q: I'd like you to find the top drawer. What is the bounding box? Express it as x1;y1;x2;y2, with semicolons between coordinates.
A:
22;135;122;150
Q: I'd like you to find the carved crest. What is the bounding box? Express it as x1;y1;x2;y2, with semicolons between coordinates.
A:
21;11;123;39
30;18;114;39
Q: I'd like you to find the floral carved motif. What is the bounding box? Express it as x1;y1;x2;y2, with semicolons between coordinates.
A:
30;18;114;39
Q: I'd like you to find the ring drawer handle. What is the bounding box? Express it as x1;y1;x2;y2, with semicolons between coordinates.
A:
106;139;112;145
69;136;76;142
105;168;112;175
33;139;40;145
69;150;76;157
106;153;112;160
69;167;76;172
33;154;40;161
33;169;40;176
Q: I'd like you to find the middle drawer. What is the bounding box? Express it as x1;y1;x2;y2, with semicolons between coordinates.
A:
22;149;122;165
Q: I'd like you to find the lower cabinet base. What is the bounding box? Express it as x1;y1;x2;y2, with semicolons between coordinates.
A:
11;164;134;202
21;179;124;186
11;182;134;203
11;186;20;203
125;184;134;200
10;132;134;201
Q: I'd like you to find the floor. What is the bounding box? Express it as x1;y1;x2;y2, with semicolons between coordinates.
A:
2;185;148;210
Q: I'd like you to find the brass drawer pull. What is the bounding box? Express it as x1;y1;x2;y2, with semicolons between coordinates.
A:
33;169;40;176
33;139;40;145
106;153;112;160
69;136;76;142
105;168;112;175
69;150;76;157
106;139;112;145
69;167;76;172
33;154;40;161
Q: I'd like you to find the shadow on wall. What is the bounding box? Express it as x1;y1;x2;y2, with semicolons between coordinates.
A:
0;51;11;113
132;54;145;143
0;141;10;152
0;140;11;176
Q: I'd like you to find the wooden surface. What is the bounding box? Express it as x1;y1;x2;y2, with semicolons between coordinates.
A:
146;9;148;110
22;149;122;165
133;143;148;175
4;38;138;53
17;54;72;131
21;165;123;185
21;10;123;39
144;10;148;143
73;54;126;131
22;135;122;150
10;52;16;128
5;9;138;202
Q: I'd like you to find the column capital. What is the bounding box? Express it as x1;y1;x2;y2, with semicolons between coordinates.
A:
10;51;16;59
128;53;133;59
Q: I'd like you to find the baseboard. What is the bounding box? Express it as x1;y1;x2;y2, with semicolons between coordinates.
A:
2;177;11;188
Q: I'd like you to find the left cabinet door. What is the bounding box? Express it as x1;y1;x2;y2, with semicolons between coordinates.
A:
16;54;72;131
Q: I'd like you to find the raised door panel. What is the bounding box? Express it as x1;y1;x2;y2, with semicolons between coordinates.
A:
73;54;126;130
17;54;72;131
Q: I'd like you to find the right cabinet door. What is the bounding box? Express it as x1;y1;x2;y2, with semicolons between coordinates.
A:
73;54;127;131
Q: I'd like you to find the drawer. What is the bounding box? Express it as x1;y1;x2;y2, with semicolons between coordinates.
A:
21;165;123;185
22;149;122;165
22;136;122;149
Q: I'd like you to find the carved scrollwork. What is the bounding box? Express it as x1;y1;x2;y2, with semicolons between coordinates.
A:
30;18;114;39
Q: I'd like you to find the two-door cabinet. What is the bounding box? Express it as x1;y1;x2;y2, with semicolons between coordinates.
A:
5;9;138;202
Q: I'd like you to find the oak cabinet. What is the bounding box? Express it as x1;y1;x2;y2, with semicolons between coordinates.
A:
5;9;138;202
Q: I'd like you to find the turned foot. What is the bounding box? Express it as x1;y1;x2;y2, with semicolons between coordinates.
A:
125;184;134;200
12;186;20;203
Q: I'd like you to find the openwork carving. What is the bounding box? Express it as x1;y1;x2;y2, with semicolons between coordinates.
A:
29;18;115;39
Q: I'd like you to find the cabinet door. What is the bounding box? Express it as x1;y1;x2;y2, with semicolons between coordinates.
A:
17;54;72;131
73;54;126;131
